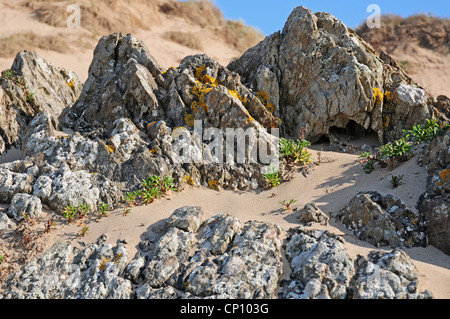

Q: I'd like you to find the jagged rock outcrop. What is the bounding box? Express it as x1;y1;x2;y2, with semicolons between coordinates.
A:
1;207;432;299
337;192;426;249
281;227;354;299
418;131;450;255
0;51;82;155
350;250;433;299
228;6;434;143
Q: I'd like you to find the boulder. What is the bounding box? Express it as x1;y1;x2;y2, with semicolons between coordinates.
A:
418;131;450;255
228;6;434;143
281;227;354;299
165;206;205;233
337;192;426;249
350;250;433;299
0;51;82;154
7;193;42;222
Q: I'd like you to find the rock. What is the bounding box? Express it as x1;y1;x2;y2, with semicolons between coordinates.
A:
228;6;434;143
417;131;450;255
337;192;426;249
47;166;101;213
7;193;42;222
298;203;329;226
0;168;33;204
198;213;242;255
1;207;433;299
281;227;354;299
0;212;12;232
166;206;205;233
350;250;433;299
0;51;82;154
142;227;196;288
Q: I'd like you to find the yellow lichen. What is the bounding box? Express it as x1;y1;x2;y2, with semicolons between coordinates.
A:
183;175;194;185
382;114;391;130
438;169;450;186
106;144;115;154
208;180;219;191
373;88;384;105
256;90;269;105
66;78;75;89
266;103;275;114
229;89;246;104
185;113;195;127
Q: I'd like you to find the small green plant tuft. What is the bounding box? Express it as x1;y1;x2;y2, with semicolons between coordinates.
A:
279;138;312;165
263;167;281;188
403;119;448;144
97;202;110;217
280;199;297;212
390;175;404;189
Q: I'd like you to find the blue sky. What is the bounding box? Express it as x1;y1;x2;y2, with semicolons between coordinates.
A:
212;0;450;35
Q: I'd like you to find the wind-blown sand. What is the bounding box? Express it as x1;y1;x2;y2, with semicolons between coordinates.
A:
2;141;447;298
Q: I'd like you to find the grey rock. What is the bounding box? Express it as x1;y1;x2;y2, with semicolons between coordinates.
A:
166;206;205;233
350;249;433;299
199;213;242;255
282;227;354;299
0;51;82;154
298;203;329;226
337;192;426;249
0;212;12;232
228;6;434;143
7;193;42;221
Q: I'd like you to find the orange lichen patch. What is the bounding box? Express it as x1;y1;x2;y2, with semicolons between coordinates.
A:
229;89;246;104
438;168;450;186
92;172;99;175
66;78;75;89
183;175;194;185
106;144;115;154
150;148;157;154
275;117;282;126
185;113;195;127
256;90;269;105
246;116;255;125
266;103;275;114
373;88;384;105
161;66;177;75
384;91;392;102
382;114;391;130
195;65;218;86
208;180;219;191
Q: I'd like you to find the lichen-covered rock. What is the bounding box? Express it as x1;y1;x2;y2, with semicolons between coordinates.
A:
281;227;354;299
7;193;42;222
166;206;205;233
0;51;82;154
350;250;433;299
0;212;12;232
228;6;434;143
1;207;434;299
337;192;426;249
0;168;33;204
418;131;450;255
198;213;242;255
298;203;329;226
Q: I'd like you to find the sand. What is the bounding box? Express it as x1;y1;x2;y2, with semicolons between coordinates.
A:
2;141;447;298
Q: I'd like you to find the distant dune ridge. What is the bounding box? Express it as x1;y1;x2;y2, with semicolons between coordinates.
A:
0;0;264;80
356;14;450;97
